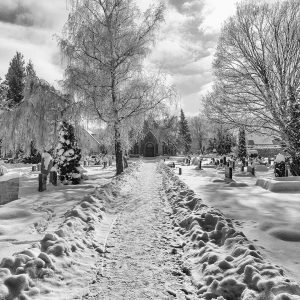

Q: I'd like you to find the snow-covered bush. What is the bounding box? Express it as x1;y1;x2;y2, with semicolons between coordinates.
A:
274;154;285;177
55;121;82;184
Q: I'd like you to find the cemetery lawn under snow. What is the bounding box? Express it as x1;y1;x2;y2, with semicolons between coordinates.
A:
175;163;300;285
1;159;300;300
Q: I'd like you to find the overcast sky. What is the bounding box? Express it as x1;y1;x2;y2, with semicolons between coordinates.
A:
0;0;236;115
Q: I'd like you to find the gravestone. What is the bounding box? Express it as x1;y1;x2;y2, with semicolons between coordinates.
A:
0;177;19;204
225;166;232;180
49;171;58;186
179;168;182;175
38;174;47;192
247;166;255;176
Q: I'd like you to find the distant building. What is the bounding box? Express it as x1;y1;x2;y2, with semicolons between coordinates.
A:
130;130;176;157
246;133;281;156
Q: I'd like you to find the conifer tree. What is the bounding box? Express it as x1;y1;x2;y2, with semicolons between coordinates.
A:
5;52;26;107
26;60;36;77
55;121;82;184
238;127;247;164
178;109;192;154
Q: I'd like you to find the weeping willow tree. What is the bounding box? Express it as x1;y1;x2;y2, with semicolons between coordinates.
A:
0;76;74;156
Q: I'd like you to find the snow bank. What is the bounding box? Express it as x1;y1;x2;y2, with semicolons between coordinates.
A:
256;177;300;193
160;163;300;300
0;161;141;299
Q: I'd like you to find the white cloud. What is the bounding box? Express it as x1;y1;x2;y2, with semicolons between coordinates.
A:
0;0;236;115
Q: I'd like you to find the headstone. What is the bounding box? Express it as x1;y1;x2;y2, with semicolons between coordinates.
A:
0;177;19;204
32;165;37;172
38;174;47;192
225;166;232;180
198;160;202;169
179;168;182;175
247;166;255;176
285;169;289;177
50;171;58;186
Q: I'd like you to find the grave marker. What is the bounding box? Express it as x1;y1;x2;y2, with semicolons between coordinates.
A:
38;174;47;192
225;166;232;180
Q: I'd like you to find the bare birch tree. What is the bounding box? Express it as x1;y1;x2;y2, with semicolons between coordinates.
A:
205;0;300;174
59;0;172;174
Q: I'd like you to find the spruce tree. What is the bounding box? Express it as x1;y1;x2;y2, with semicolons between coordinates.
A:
238;127;247;164
5;52;26;107
26;60;36;77
178;109;192;154
55;121;82;184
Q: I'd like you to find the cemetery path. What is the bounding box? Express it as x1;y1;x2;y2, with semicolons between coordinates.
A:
83;161;197;300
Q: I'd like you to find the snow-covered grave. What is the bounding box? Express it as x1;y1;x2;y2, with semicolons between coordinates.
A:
255;154;300;193
165;158;300;286
256;176;300;193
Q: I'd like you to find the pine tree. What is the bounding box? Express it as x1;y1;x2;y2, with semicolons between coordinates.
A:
238;127;247;164
26;60;36;77
55;121;82;184
178;109;192;154
5;52;26;107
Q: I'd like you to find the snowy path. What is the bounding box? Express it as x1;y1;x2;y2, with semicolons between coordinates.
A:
83;161;197;300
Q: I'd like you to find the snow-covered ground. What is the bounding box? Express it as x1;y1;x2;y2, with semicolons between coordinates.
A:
0;164;119;299
168;160;300;285
161;162;300;299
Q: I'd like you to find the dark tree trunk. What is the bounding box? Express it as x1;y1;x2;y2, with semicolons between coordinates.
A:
114;123;123;175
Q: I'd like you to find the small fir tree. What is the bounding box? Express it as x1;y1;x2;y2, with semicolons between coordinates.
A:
178;109;192;154
26;60;36;77
5;52;26;107
55;121;82;184
238;127;247;164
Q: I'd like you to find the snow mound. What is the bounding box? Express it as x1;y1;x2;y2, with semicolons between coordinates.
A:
160;163;300;300
235;172;255;177
227;182;248;187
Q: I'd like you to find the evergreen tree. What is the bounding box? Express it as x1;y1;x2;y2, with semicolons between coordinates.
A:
283;86;300;175
178;109;192;154
26;60;36;77
238;127;247;164
5;52;26;107
55;121;82;184
0;77;8;105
